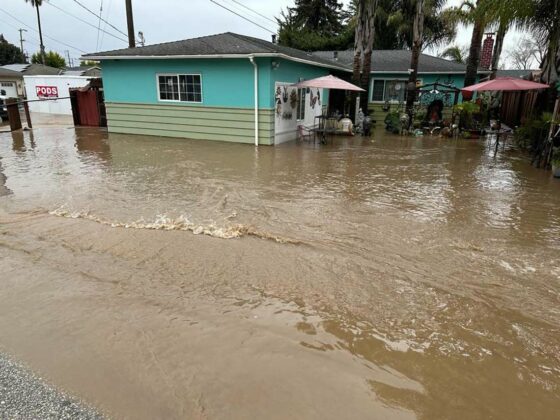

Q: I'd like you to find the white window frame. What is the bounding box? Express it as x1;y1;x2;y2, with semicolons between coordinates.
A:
369;78;410;103
296;87;306;121
156;73;203;104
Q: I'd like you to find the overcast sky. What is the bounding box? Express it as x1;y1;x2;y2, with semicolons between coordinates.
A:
0;0;528;67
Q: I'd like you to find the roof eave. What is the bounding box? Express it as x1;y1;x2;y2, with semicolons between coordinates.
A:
81;52;351;72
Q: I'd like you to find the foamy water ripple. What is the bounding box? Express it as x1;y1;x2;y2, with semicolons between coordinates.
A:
49;206;301;244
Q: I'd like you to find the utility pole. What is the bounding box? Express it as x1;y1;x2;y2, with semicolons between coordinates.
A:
65;50;72;67
35;3;46;64
18;29;27;61
125;0;135;48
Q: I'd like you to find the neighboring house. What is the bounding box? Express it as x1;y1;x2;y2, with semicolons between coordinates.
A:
24;75;93;115
494;69;539;79
313;50;484;115
83;32;347;145
2;63;63;98
2;63;63;76
0;67;24;98
63;66;102;78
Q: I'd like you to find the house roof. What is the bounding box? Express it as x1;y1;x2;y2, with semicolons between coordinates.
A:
495;69;539;78
313;50;474;74
63;66;102;77
2;63;62;75
82;32;350;71
0;67;23;78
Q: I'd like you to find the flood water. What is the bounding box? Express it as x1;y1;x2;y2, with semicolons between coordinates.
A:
1;118;560;419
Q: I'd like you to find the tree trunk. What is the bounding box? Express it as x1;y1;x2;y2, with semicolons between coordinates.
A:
35;4;46;65
490;19;506;80
536;38;560;114
352;0;377;117
540;39;560;86
405;0;424;120
360;49;372;106
464;12;485;88
352;46;363;87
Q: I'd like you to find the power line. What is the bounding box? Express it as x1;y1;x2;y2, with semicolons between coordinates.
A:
208;0;275;34
98;0;113;49
45;0;127;44
227;0;276;25
71;0;128;38
0;7;86;53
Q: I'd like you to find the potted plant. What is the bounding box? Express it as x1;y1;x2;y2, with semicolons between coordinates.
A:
453;101;481;137
552;147;560;178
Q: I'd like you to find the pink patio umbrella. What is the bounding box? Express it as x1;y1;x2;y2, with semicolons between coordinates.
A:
461;77;549;93
294;75;364;91
292;75;364;141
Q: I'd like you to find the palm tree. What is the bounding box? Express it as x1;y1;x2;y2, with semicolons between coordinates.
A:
478;0;533;79
529;0;560;86
386;0;455;49
352;0;378;107
397;0;453;120
24;0;45;65
405;0;425;117
459;1;488;87
440;45;468;63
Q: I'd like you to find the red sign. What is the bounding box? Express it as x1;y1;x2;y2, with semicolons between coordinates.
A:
36;85;59;98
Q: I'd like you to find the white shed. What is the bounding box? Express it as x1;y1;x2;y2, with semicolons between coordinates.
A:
24;75;91;115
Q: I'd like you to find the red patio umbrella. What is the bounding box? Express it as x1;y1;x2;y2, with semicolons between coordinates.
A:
294;75;364;91
461;77;549;93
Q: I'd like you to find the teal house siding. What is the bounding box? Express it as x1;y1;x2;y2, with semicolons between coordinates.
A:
102;57;273;108
102;57;329;111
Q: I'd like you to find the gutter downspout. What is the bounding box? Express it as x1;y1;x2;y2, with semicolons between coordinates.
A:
249;56;259;146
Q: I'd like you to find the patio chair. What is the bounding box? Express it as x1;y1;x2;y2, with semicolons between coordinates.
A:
297;124;314;142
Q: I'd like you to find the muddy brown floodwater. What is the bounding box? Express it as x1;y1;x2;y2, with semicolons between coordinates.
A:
1;119;560;419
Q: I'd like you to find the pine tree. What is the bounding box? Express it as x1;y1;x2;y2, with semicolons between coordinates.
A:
289;0;345;36
0;34;26;65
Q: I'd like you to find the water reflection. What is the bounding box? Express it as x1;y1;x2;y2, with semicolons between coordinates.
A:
74;127;112;163
11;131;26;152
0;159;11;196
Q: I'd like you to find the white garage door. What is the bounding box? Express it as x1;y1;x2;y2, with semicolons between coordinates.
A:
0;81;18;99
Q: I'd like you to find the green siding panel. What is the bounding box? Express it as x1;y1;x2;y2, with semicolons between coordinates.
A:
106;102;274;145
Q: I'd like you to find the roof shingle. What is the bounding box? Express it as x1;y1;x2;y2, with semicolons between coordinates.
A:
83;32;349;70
84;32;477;75
313;50;469;73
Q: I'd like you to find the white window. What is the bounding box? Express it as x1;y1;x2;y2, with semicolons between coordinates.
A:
370;79;407;103
296;88;306;121
157;74;202;103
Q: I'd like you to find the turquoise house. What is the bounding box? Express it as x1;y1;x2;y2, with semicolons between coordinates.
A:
84;32;347;145
85;32;482;145
313;50;484;117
